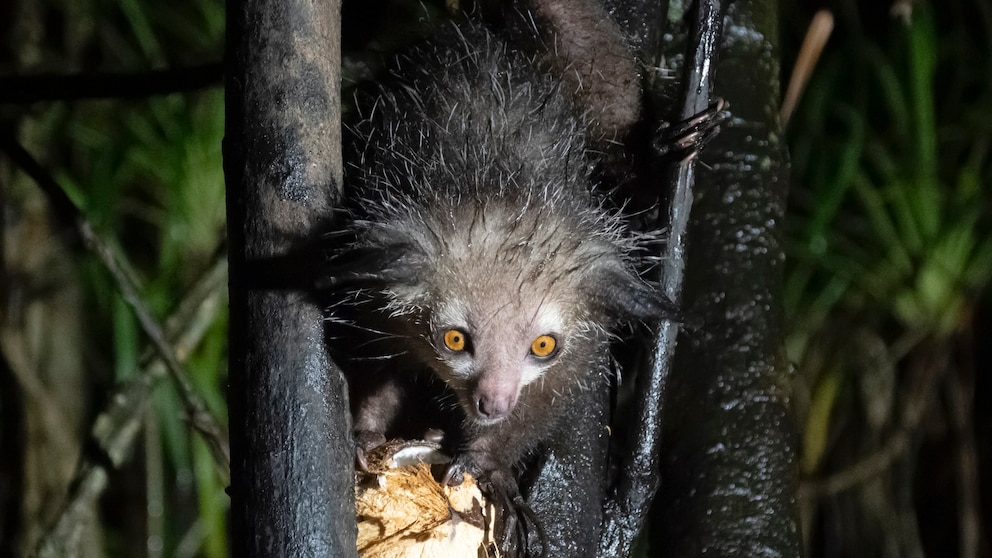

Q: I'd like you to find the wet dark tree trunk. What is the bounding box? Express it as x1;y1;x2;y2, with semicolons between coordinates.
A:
224;0;357;555
596;0;803;556
649;0;804;555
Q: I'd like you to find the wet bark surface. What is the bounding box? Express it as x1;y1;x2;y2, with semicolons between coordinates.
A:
224;0;357;555
653;1;803;555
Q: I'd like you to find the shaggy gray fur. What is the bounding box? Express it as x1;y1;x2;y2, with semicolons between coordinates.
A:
325;18;669;549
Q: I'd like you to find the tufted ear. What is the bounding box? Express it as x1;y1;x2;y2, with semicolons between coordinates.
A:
316;242;427;292
583;261;680;323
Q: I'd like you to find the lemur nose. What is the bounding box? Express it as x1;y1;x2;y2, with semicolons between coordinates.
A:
476;393;512;419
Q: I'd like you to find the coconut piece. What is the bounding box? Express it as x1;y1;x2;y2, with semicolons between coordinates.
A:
355;440;497;558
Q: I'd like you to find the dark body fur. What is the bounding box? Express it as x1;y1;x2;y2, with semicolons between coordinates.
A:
325;16;668;541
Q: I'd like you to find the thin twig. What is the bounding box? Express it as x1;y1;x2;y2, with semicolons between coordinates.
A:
780;10;833;128
800;345;943;498
950;326;980;558
0;131;230;469
598;2;726;556
79;220;231;466
800;430;911;497
0;63;223;104
35;256;227;558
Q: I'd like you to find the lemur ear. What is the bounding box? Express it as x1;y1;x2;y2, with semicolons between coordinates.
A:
585;262;680;323
317;242;426;291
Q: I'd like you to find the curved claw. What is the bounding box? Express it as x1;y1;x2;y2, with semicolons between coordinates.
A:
353;430;386;473
654;98;730;162
355;446;370;473
442;459;468;486
486;473;546;558
500;494;546;558
440;452;546;557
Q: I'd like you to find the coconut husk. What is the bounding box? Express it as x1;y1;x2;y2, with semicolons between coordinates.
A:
355;440;497;558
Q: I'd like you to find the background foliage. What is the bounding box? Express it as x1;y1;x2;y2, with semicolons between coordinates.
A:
1;0;228;556
0;0;988;556
782;1;992;557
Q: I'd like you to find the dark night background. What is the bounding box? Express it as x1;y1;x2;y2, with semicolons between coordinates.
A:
1;0;989;556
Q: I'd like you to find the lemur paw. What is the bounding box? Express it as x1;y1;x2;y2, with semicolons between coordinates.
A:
654;98;729;162
442;452;511;490
442;452;543;556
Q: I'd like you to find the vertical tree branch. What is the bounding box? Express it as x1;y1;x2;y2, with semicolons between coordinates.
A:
225;0;357;555
599;1;726;555
656;0;803;555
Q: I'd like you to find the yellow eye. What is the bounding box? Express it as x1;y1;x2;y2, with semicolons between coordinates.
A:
530;335;557;358
443;329;467;351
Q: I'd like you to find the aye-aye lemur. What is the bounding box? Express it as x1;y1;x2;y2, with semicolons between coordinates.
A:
323;0;677;531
